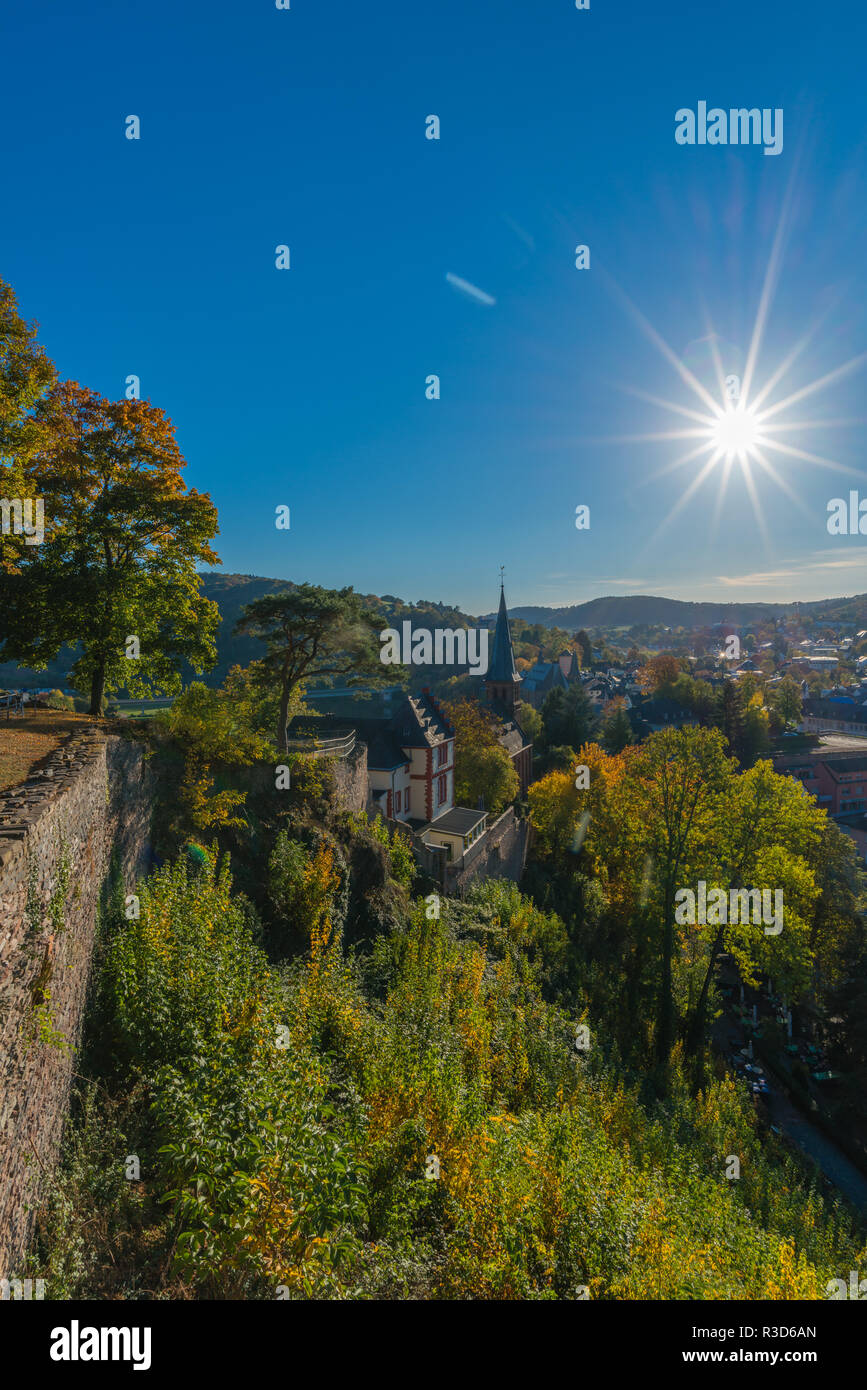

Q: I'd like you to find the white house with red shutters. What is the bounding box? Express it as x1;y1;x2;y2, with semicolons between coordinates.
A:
365;690;456;824
308;689;488;863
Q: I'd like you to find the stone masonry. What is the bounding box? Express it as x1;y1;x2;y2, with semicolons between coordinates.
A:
0;730;153;1279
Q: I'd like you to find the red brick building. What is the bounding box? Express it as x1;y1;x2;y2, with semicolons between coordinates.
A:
772;750;867;815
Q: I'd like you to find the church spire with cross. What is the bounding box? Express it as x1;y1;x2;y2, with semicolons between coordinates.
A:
485;568;522;715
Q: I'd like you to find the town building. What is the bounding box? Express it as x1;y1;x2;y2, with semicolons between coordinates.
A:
519;659;568;707
629;697;698;737
772;750;867;815
297;580;535;888
301;689;465;827
801;695;867;737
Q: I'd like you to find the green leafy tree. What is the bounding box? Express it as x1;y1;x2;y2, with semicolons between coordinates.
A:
515;699;542;744
601;701;634;753
158;677;277;764
541;683;599;752
771;675;802;729
624;727;734;1061
718;680;743;759
235;584;384;752
460;743;519;815
685;759;824;1053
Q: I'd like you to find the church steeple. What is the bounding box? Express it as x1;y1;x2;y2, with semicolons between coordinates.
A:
485;574;521;715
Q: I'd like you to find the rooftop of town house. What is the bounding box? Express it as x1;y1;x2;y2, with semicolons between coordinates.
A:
498;720;528;757
804;697;867;722
420;806;487;836
824;757;867;779
292;689;454;761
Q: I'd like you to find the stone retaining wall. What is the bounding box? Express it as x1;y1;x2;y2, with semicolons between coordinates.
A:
0;730;153;1279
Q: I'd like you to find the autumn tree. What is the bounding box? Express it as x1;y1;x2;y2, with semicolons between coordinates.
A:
637;653;684;695
624;727;734;1062
739;689;771;765
0;381;220;713
715;680;771;765
528;742;625;872
718;680;743;758
236;585;384;752
442;698;518;815
0;278;56;573
0;278;55;446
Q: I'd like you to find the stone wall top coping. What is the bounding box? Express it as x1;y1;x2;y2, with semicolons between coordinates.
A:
0;730;113;843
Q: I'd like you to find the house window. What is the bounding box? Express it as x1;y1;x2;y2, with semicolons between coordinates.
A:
395;790;401;813
437;773;447;805
438;742;448;767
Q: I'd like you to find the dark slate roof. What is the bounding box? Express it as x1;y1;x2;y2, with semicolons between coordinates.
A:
805;697;867;724
486;584;522;685
498;722;528;756
425;807;487;835
522;661;567;693
292;691;453;762
391;692;453;748
366;732;410;769
631;698;696;727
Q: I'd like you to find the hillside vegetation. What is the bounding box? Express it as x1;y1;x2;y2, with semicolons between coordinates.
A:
19;720;867;1300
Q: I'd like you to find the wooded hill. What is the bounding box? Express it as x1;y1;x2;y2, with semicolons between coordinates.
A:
7;571;867;693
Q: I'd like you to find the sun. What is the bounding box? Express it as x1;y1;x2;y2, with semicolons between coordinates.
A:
594;268;866;546
708;402;763;461
586;193;867;548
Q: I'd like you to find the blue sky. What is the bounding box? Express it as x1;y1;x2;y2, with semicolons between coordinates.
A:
3;0;867;615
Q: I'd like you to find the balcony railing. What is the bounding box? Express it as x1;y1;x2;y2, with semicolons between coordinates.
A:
285;730;357;760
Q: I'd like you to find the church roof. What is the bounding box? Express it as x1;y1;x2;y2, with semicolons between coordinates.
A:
486;583;522;685
522;661;567;693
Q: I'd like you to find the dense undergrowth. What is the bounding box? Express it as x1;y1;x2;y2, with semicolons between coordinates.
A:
20;813;866;1300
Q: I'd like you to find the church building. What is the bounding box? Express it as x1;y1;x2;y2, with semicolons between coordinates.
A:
483;580;534;795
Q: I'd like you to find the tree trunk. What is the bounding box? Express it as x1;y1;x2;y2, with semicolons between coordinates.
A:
89;660;106;717
658;883;675;1062
686;923;726;1055
276;683;291;754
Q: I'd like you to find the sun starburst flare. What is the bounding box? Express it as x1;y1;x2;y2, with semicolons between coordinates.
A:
588;189;867;551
